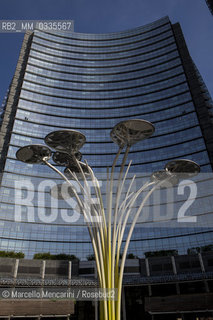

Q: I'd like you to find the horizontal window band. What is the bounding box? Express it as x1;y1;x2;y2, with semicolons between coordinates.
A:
2;174;213;203
21;80;187;101
27;55;180;77
18;90;191;111
29;48;177;70
34;27;172;52
32;35;174;62
30;43;176;65
28;53;179;76
18;98;194;120
36;21;170;44
25;63;183;85
0;229;213;243
0;208;212;228
5;149;208;173
1;183;212;208
10;124;200;143
8;135;203;160
6;149;207;174
14;110;195;128
32;35;174;59
23;71;184;93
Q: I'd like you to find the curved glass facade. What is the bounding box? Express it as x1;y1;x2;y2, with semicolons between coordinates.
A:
0;16;213;259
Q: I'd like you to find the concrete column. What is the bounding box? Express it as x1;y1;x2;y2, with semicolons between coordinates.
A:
171;256;180;294
121;287;127;320
145;258;152;296
12;259;19;298
198;253;205;272
171;256;177;274
68;261;72;280
145;258;150;276
41;260;46;279
14;259;19;279
40;260;46;297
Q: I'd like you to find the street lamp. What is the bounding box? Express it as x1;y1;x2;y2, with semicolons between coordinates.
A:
16;119;200;320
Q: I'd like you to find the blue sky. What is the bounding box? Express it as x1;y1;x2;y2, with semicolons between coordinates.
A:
0;0;212;105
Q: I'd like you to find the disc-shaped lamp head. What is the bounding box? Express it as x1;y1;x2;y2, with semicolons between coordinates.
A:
44;130;86;154
16;144;52;164
165;159;200;179
110;119;155;148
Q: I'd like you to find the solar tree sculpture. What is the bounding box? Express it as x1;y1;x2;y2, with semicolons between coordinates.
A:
16;119;200;320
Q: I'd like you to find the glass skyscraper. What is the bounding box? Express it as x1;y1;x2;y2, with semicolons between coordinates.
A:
0;16;213;259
